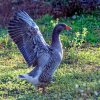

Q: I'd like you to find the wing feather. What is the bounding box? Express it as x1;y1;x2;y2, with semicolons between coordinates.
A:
8;11;48;66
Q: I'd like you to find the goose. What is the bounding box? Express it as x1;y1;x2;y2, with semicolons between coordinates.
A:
8;11;72;93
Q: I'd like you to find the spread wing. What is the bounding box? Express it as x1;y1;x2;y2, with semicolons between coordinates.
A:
8;11;48;66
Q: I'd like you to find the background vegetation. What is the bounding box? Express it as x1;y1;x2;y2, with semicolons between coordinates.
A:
0;0;100;26
0;12;100;99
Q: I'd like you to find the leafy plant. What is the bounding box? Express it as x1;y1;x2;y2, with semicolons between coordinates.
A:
65;28;88;64
72;28;88;48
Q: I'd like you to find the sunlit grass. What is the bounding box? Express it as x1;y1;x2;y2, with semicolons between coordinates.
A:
0;47;100;99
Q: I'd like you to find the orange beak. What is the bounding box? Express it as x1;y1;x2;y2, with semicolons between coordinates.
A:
65;25;72;30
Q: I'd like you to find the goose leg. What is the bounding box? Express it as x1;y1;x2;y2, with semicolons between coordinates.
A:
36;86;46;94
37;86;42;92
42;86;46;94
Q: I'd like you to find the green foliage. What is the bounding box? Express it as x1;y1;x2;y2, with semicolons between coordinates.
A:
72;28;88;48
0;29;15;49
0;13;100;99
0;28;7;37
62;27;88;64
0;48;100;99
0;14;100;48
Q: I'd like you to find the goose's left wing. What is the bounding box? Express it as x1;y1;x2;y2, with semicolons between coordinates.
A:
8;11;48;66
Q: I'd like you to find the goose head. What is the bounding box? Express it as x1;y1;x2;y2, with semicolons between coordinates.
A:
53;23;72;33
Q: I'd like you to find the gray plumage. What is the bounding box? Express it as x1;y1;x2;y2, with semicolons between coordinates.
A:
8;11;72;92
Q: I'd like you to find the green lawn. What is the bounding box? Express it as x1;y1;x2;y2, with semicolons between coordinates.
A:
0;48;100;99
0;13;100;99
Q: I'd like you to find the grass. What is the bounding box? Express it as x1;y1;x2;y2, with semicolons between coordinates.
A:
0;13;100;99
0;48;100;99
